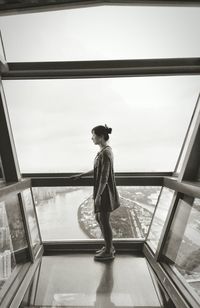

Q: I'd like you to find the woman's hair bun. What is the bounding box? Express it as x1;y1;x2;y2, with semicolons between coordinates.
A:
105;124;112;134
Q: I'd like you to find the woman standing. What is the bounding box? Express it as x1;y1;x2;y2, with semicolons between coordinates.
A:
72;125;120;261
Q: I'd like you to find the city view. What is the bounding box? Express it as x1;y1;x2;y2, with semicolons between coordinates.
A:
78;186;161;239
33;186;161;240
0;202;16;290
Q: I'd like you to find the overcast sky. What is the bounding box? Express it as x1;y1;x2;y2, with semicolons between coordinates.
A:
1;5;200;172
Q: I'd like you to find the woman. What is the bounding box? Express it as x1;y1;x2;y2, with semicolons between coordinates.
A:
72;125;120;261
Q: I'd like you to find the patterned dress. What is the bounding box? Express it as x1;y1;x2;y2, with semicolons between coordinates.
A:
93;146;120;213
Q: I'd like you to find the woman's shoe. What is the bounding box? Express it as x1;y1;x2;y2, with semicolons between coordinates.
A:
95;246;105;254
96;246;116;254
94;250;115;261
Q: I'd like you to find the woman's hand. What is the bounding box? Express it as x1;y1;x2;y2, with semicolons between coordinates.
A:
68;174;82;180
94;195;101;208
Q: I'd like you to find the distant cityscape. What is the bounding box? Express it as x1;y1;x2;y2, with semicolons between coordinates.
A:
33;186;160;239
78;186;160;239
0;202;15;289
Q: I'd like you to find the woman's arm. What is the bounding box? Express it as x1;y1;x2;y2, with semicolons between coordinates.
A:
68;169;93;180
96;152;110;197
81;169;94;177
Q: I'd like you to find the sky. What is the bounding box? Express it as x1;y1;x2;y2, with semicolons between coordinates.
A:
0;5;200;173
1;5;200;61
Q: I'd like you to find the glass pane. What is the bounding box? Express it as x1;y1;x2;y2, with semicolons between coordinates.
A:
117;186;161;238
0;6;200;61
5;195;28;251
147;187;174;252
33;187;93;240
162;197;200;300
4;76;200;173
0;201;16;290
22;189;41;252
32;186;161;241
176;94;200;174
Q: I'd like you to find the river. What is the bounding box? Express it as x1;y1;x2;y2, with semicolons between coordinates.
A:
35;188;92;240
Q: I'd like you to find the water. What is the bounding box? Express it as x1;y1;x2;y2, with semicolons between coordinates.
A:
35;188;93;240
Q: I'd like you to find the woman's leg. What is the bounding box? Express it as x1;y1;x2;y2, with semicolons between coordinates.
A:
99;211;113;253
95;213;105;237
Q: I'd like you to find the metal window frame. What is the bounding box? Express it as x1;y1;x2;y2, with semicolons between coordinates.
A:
18;191;43;262
0;2;200;307
178;97;200;182
174;92;200;175
1;58;200;79
0;79;21;182
0;0;200;17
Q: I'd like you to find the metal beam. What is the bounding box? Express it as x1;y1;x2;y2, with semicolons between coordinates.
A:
43;240;144;254
0;79;21;182
164;177;200;198
29;174;165;187
0;179;31;201
178;95;200;181
0;0;200;16
2;58;200;79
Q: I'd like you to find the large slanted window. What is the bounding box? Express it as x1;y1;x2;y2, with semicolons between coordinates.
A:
32;186;161;241
0;5;200;61
162;196;200;302
3;76;200;173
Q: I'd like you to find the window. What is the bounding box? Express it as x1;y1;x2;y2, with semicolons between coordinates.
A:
22;189;41;254
1;6;200;61
147;187;174;252
176;94;200;175
32;186;161;241
4;76;200;173
162;197;200;300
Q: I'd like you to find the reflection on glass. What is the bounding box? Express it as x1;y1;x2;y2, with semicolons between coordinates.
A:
52;262;115;307
22;189;41;252
33;186;161;240
5;195;27;251
162;197;200;299
4;77;200;173
1;6;200;61
147;187;174;252
0;201;16;290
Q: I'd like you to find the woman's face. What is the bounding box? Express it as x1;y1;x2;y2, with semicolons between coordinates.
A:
91;131;102;145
